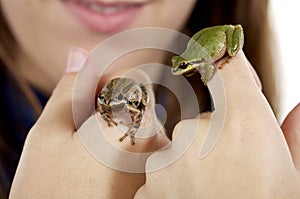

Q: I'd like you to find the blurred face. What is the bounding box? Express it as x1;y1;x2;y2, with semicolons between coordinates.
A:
1;0;196;93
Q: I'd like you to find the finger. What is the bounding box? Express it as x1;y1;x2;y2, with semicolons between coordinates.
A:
193;51;289;160
199;53;261;158
205;51;298;167
213;51;288;143
216;51;266;111
281;103;300;170
37;47;88;131
197;52;276;152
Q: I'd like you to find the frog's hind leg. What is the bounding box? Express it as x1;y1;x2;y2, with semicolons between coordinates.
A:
217;56;230;70
226;25;244;56
127;124;139;145
130;130;136;145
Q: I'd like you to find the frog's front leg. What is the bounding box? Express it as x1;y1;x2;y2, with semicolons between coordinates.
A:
119;107;143;145
226;25;244;56
198;62;215;83
97;105;117;127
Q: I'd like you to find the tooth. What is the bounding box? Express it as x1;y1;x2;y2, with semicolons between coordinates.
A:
89;3;102;12
102;6;121;14
84;2;130;14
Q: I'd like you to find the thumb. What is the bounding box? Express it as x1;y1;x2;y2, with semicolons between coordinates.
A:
37;47;88;131
281;103;300;171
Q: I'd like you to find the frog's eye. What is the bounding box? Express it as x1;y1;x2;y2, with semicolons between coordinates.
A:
98;93;106;104
98;93;104;99
178;62;191;70
118;94;123;100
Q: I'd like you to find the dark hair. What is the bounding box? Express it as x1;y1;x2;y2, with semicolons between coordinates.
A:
0;0;276;197
0;4;43;198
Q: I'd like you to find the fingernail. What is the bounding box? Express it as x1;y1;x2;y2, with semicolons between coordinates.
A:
65;47;88;73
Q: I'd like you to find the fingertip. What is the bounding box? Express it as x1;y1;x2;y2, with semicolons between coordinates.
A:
281;103;300;170
282;103;300;134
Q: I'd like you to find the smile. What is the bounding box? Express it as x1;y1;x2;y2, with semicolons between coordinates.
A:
61;0;147;33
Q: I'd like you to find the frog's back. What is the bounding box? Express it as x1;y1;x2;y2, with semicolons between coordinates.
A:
182;25;232;62
102;78;135;100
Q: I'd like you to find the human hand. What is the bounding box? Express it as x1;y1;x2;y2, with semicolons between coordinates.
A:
9;48;169;199
134;52;300;198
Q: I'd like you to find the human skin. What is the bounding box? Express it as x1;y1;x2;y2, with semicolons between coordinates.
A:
1;0;196;94
134;52;300;198
9;49;300;198
9;49;171;199
3;0;300;198
1;0;195;196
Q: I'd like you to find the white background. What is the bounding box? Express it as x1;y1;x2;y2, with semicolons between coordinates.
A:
270;0;300;123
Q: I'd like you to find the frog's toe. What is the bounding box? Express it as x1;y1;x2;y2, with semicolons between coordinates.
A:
119;133;128;142
130;136;136;145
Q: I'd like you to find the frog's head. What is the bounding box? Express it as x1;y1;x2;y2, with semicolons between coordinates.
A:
171;56;197;76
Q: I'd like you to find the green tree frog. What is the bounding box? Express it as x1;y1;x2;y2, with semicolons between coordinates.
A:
171;24;244;83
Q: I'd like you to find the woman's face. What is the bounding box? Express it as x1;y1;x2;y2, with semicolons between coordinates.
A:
1;0;196;93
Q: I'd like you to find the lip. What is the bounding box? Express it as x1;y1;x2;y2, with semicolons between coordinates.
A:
61;0;145;33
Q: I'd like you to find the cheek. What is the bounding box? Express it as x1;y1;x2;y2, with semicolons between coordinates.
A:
2;0;68;82
2;0;107;83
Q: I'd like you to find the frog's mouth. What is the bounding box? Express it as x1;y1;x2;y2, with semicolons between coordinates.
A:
110;102;126;112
